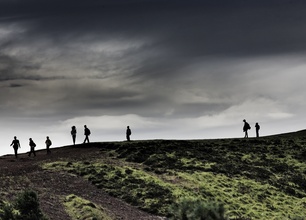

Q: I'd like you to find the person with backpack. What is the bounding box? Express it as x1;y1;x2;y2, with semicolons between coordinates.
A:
255;122;260;138
45;136;52;154
83;125;91;143
28;138;36;157
10;136;21;158
243;119;251;138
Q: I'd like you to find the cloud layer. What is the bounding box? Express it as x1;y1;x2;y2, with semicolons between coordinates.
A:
1;0;306;155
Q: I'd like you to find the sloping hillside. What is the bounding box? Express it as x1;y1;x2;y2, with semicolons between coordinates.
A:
1;131;306;219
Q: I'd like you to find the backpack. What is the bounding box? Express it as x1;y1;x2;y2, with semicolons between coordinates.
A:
247;123;251;130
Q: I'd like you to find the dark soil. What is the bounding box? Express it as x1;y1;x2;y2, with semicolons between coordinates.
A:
0;144;165;220
2;130;306;219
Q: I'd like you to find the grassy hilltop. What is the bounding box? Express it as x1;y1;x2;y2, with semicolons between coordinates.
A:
1;130;306;219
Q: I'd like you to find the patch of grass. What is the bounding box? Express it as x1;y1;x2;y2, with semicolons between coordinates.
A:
63;194;112;220
42;136;306;219
175;171;306;219
43;161;175;215
169;198;228;220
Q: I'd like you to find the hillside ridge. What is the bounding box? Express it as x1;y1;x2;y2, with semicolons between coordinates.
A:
1;129;306;219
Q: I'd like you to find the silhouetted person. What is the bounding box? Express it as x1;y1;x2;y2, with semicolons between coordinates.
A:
28;138;36;157
243;119;251;138
83;125;91;143
126;126;132;141
71;126;77;145
255;122;260;138
45;136;52;154
10;136;20;158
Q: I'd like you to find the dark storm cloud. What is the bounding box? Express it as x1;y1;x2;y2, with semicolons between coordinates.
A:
0;54;69;81
0;0;305;120
0;0;306;154
9;83;23;88
2;0;306;58
0;54;40;80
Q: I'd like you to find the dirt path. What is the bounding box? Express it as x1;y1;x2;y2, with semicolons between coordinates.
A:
0;144;165;220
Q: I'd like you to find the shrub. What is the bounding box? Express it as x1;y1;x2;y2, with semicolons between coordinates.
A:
0;201;16;220
0;190;48;220
14;190;47;220
169;198;228;220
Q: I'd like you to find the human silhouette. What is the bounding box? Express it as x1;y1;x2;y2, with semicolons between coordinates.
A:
255;122;260;138
243;119;251;138
83;125;91;143
126;126;132;141
71;126;77;145
10;136;21;158
28;138;36;157
45;136;52;154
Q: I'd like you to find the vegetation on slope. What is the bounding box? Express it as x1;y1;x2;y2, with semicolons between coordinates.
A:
42;133;306;219
0;189;47;220
64;194;112;220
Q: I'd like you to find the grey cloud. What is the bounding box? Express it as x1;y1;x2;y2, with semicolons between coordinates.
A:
0;0;305;122
2;0;306;60
0;54;40;80
0;54;68;81
9;83;23;88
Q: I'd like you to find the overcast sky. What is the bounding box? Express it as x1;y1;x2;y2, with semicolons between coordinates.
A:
1;0;306;156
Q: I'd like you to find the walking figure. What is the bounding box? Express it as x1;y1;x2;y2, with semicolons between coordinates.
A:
243;119;251;138
28;138;36;157
126;126;132;141
255;122;260;138
45;136;52;154
10;136;21;158
83;125;91;143
71;126;77;145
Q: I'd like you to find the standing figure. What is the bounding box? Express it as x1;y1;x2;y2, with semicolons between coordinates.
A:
45;136;52;154
255;122;260;138
10;136;21;158
126;126;132;141
71;126;77;145
28;138;36;157
243;119;251;138
83;125;91;143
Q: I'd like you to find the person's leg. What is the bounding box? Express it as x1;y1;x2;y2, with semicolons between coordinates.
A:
14;148;18;158
84;136;89;143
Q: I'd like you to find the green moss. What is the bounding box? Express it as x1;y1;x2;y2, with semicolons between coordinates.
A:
43;161;176;215
174;171;306;219
63;194;113;220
